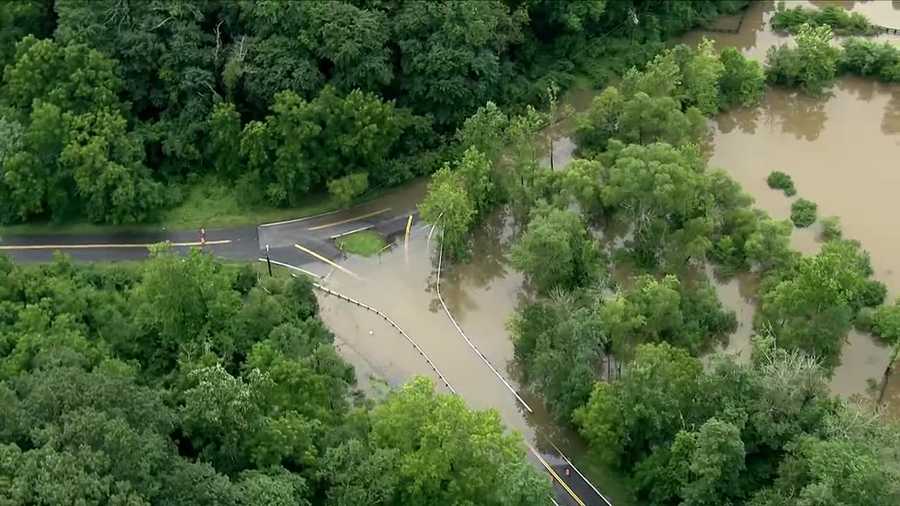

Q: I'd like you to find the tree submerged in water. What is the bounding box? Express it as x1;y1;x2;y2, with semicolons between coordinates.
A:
767;170;796;196
790;198;818;228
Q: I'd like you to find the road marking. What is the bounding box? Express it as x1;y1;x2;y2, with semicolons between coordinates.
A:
548;441;612;506
258;208;345;228
0;240;232;251
329;225;373;240
529;445;587;506
307;208;391;231
294;243;362;280
258;258;322;279
404;214;413;262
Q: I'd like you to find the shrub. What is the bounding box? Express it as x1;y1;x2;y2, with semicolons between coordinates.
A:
719;47;766;108
771;5;876;36
839;38;900;83
766;24;839;95
790;198;817;227
327;173;369;208
821;216;842;241
767;171;796;196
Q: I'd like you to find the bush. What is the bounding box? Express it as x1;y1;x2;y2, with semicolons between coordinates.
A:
771;5;876;36
719;47;766;108
839;38;900;83
767;171;796;196
790;198;817;227
766;24;839;95
872;303;900;344
327;173;369;208
821;216;842;241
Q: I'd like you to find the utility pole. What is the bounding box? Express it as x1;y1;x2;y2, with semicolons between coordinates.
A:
265;244;273;277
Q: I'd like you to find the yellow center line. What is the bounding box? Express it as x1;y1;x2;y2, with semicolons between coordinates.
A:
294;243;362;280
0;240;232;251
529;445;587;506
307;208;392;231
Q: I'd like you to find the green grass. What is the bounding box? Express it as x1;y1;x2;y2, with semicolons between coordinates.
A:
0;178;400;236
335;230;387;257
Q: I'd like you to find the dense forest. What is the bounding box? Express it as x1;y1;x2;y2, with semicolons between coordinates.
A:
0;0;750;225
0;251;550;504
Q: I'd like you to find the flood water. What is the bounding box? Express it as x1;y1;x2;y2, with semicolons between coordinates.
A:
317;2;900;501
682;0;900;414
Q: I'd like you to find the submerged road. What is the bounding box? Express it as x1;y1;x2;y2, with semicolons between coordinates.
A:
0;200;612;506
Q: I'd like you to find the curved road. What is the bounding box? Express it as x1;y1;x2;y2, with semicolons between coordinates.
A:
0;200;612;506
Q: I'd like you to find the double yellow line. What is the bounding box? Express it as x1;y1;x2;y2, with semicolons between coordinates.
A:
528;445;587;506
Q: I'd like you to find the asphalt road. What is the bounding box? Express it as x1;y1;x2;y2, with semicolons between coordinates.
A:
0;201;612;505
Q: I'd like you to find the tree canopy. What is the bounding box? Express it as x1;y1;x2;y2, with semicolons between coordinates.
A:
0;251;550;505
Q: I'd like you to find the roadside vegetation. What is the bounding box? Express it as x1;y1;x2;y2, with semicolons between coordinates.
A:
0;0;749;232
0;250;550;504
5;1;900;505
336;230;386;257
771;4;878;36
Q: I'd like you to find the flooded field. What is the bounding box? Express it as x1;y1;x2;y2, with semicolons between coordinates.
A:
683;0;900;414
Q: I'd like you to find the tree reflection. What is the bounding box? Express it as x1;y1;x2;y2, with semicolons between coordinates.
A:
764;87;829;141
882;89;900;135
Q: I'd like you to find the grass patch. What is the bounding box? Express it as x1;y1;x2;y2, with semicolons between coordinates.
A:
0;177;404;236
335;230;386;257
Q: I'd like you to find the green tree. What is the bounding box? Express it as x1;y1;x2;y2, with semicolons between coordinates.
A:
681;38;725;115
758;240;877;369
719;47;766;108
575;343;705;467
419;167;475;259
599;142;713;268
208;102;243;178
392;1;528;127
369;377;550;505
327;173;369;208
790;198;818;228
766;23;839;95
510;205;602;293
510;291;605;420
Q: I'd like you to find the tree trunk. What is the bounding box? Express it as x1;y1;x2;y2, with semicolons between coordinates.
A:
878;362;895;405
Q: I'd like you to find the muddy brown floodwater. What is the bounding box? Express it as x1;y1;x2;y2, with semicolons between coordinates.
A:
682;0;900;415
318;216;635;504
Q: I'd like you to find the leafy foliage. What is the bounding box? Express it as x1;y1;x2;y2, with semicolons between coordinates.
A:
757;240;884;369
0;251;549;505
839;38;900;82
327;173;369;208
790;198;818;228
574;339;900;506
767;171;797;196
766;24;839;95
510;204;602;294
771;5;877;36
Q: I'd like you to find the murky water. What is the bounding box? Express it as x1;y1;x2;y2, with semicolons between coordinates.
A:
683;1;900;414
681;1;900;60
